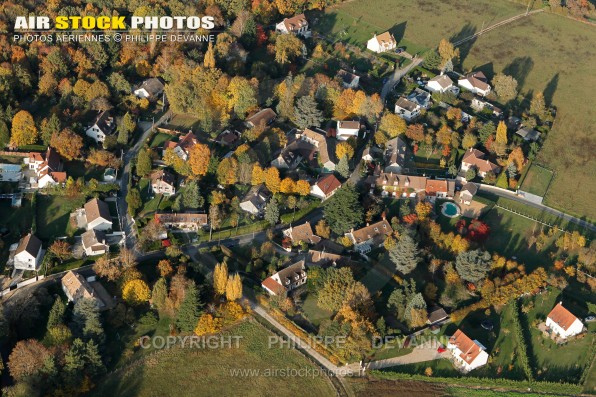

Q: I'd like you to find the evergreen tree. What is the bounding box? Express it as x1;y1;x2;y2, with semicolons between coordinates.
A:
40;113;60;146
136;148;152;177
264;198;279;225
0;120;8;149
389;234;420;275
336;155;350;178
126;187;142;216
478;122;495;144
0;307;8;340
175;283;203;332
151;278;168;311
455;249;492;283
117;112;136;145
47;298;67;331
182;181;204;209
71;299;104;344
293;95;323;129
323;184;363;234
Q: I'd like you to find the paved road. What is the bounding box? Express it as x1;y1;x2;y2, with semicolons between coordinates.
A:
478;184;596;232
380;57;424;101
118;112;171;249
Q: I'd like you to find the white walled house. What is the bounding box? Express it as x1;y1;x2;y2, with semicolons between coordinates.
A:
84;198;113;231
133;77;165;100
11;233;44;271
150;170;176;196
336;120;360;141
345;219;393;254
545;302;584;339
427;74;454;93
262;260;307;296
275;14;310;37
460;148;501;180
336;69;360;89
447;329;489;372
310;174;341;200
367;32;397;53
459;182;478;205
82;229;108;256
394;97;421;122
85;110;117;144
458;71;491;97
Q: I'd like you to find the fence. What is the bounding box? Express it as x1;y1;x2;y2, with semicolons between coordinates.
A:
0;275;46;298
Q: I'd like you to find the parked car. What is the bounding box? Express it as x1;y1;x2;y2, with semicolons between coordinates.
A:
395;47;405;54
585;316;596;323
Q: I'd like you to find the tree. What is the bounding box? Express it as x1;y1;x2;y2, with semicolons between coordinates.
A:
423;50;442;70
323;184;363;234
175;282;203;332
126;187;142;216
204;41;216;68
213;262;228;296
317;267;371;312
49;128;83;160
11;110;38;146
478;122;496;144
188;143;210;178
455;249;492;283
462;132;477;149
438;38;459;66
48;240;71;262
379;112;407;138
264;167;281;193
265;198;279;225
122;279;150;306
251;164;264;185
405;293;428;327
117;112;136;145
93;255;122;281
87;149;121;168
389;234;420;275
0;121;9;149
194;313;222;336
280;177;296;194
315;220;331;239
293;95;323;128
530;91;547;119
227;76;258;118
182;181;204;209
39;113;60;145
336;155;350;178
336;141;355;160
225;273;243;301
72;299;103;343
406;124;425;142
136;148;152;177
47;298;67;331
275;34;302;64
151;278;168;311
8;340;51;381
493;73;518;102
208;204;222;236
295;180;310;196
216;157;239;185
157;260;174;278
415;202;433;221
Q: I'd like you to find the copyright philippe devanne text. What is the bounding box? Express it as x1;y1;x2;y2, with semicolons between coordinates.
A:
12;33;215;43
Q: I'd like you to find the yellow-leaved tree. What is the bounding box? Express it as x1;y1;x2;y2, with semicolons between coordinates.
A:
188;143;210;178
213;262;228;296
336;141;355;160
225;273;243;301
294;180;311;196
11;110;38;147
122;279;150;306
194;313;222;336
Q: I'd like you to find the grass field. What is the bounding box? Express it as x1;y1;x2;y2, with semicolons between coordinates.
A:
91;320;336;397
36;195;85;240
519;163;553;197
313;0;596;221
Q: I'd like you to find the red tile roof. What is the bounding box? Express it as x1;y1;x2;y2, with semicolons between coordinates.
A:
315;174;341;197
450;329;483;364
262;277;284;294
547;303;579;331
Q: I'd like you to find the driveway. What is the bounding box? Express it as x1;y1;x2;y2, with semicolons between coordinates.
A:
380;56;424;101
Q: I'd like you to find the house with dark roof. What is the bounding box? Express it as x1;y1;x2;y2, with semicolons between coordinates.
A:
345;219;393;254
214;129;241;147
164;131;199;161
261;260;307;295
275;14;310;37
515;127;541;142
271;135;316;170
154;212;208;231
336;69;360;89
299;128;336;172
367;31;397;53
150;169;176;196
394;97;421;122
245;108;277;129
310;174;341;200
85;110;117;144
82;229;108;256
240;184;271;216
133;77;165;100
306;250;349;267
458;71;491;97
408;88;431;109
11;233;44;270
447;329;489;372
384;136;408;173
545;302;584;339
427;307;449;325
283;221;321;247
460;148;501;180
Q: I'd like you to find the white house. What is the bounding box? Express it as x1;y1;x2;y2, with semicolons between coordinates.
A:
84;198;113;231
11;233;44;271
62;271;105;308
150;169;176;196
346;219;393;254
24;148;67;189
81;229;108;256
262;260;307;296
394;97;421;122
426;74;454;93
447;329;489;372
459;182;478;205
460;148;501;180
310;174;341;200
336;120;360;141
133;77;165;100
240;184;271;216
85;110;116;144
545;302;584;339
367;31;397;53
275;14;310;37
336;69;360;89
458;71;491;97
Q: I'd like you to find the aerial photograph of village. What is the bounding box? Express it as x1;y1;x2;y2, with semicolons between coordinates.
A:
0;0;594;396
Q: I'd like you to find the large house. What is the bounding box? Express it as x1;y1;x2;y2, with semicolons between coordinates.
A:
245;108;277;129
275;14;310;37
240;184;271;216
447;329;489;372
62;271;105;308
426;74;455;93
150;169;176;196
133;77;165;100
367;31;397;53
336;120;360;141
394;97;421;122
261;260;307;296
23;147;67;188
545;302;584;339
407;88;431;109
345;219;393;254
154;212;208;231
307;250;349;267
164;131;198;161
384;136;407;173
283;221;321;247
458;71;491;97
10;233;44;271
425;179;456;200
271;136;317;170
460;148;501;179
310;174;341;200
81;229;108;256
459;182;478;205
85;110;116;144
214;129;241;147
83;198;113;231
336;69;360;89
373;172;427;198
299;129;336;172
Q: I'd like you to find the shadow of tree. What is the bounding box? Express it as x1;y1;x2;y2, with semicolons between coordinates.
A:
450;23;478;66
543;73;559;107
503;56;534;91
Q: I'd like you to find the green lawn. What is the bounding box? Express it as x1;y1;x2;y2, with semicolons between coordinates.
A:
300;292;333;328
519;163;553;197
0;155;25;164
0;196;33;235
149;132;172;148
36;195;85;240
64;160;104;181
91;320;336;397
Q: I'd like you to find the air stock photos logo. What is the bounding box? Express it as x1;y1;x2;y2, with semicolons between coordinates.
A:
12;15;217;43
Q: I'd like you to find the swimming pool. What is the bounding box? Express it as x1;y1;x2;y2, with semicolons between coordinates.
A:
441;202;460;218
